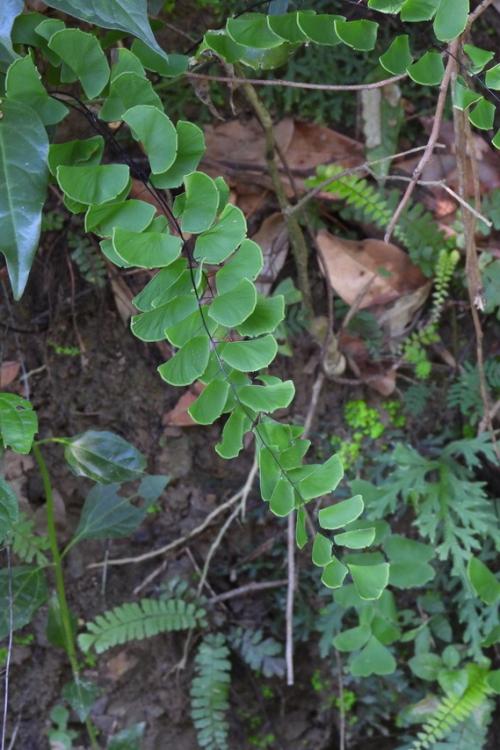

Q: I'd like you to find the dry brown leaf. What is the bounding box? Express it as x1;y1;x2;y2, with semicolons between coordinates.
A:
0;361;20;388
252;213;289;295
163;382;205;427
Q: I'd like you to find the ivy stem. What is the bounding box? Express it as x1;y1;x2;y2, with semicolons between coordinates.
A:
32;444;100;749
239;75;314;319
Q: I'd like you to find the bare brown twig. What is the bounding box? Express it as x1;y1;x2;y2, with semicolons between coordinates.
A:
186;70;407;92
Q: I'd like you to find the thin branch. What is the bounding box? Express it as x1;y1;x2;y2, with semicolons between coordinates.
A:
386;175;492;226
285;513;295;687
186;70;407;92
466;0;496;28
335;649;346;750
287;144;444;219
384;41;458;243
88;459;258;570
208;579;287;605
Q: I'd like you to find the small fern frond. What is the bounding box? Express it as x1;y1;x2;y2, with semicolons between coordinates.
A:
410;666;493;750
69;233;107;288
191;634;231;750
448;359;500;423
12;514;50;566
78;598;206;654
229;627;285;678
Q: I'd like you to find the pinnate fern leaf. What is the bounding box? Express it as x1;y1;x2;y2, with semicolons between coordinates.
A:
191;634;231;750
229;626;285;678
78;598;206;654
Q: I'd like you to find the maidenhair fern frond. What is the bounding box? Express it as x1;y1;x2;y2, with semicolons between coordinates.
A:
191;634;231;750
410;666;494;750
78;598;206;654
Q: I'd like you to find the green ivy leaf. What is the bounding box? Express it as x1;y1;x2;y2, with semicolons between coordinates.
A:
64;430;146;484
48;28;110;98
180;172;219;234
208;278;257;327
334;19;379;51
56;165;130;206
350;635;396;676
112;228;181;268
43;0;168;60
348;561;390;600
0;477;19;543
379;34;413;75
158;336;210;386
194;204;247;264
467;556;500;605
269;478;295;517
407;50;444;86
0;393;38;454
318;495;363;530
221;335;278;372
72;484;145;542
188;380;230;425
321;557;348;589
334;527;376;549
123;105;177;174
433;0;469;42
312;533;333;567
0;566;48;638
152;121;205;189
0;99;49;299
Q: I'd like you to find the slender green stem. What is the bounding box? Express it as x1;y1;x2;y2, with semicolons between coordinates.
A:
33;444;100;749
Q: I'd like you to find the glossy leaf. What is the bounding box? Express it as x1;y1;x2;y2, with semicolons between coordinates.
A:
48;136;104;177
0;566;48;638
216;239;263;294
112;228;181;268
299;454;343;500
5;54;68;124
208;278;257;327
467;556;500;605
158;336;210;386
237;295;285;337
188;380;230;425
222;335;278;372
100;72;162;121
0;99;49;299
132;295;198;341
238;379;295;413
0;477;19;543
379;34;412;75
152;121;205;189
194;204;247;264
433;0;469;42
180;172;219;233
348;561;390;600
350;636;396;676
123;105;177;174
43;0;168;60
48;28;110;98
312;533;333;567
73;484;145;541
334;527;376;549
64;430;146;484
0;0;23;66
321;557;348;589
334;19;378;51
269;478;295;516
407;50;444;86
56;165;130;206
319;495;364;530
0;393;38;454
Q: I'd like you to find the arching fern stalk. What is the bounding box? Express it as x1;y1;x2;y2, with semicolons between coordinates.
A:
0;3;395;601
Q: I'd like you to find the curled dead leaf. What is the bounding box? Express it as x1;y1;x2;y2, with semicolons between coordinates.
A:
252;213;289;295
